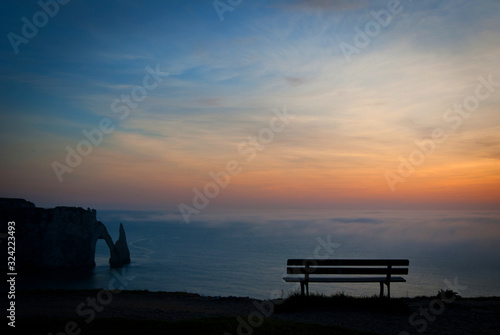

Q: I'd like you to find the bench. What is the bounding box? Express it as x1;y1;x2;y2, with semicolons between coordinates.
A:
283;259;409;298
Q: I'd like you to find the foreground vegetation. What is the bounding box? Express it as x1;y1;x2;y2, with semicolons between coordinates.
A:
17;317;377;335
15;289;482;334
275;291;410;314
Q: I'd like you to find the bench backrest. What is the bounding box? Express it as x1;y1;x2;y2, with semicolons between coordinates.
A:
286;259;409;277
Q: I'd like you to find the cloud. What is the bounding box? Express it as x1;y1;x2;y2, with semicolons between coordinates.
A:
283;0;367;11
284;76;308;87
2;0;499;210
330;217;384;224
197;97;224;107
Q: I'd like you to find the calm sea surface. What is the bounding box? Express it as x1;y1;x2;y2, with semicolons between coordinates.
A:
18;209;500;299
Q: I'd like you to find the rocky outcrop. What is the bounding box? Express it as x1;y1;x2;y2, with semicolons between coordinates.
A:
110;223;131;268
0;198;131;270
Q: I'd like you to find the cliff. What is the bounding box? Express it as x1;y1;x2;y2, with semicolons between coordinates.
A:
0;198;131;269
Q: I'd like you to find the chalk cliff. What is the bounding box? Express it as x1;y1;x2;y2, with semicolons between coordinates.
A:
0;198;131;269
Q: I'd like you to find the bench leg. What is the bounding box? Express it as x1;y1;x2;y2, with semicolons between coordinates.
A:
379;282;391;298
300;281;310;297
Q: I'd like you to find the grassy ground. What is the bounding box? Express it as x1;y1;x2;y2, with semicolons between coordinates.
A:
14;290;476;334
275;292;410;314
17;317;378;335
14;292;405;335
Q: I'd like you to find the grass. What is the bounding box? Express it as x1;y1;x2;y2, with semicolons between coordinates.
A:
17;317;379;335
275;291;410;314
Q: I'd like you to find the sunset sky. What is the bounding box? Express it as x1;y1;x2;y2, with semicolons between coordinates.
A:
1;0;499;211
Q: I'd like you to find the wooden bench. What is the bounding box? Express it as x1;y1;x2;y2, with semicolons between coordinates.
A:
283;259;409;298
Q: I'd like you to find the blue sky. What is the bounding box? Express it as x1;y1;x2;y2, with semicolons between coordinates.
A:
1;0;499;210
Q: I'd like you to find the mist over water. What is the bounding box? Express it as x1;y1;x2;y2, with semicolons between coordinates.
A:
20;209;500;299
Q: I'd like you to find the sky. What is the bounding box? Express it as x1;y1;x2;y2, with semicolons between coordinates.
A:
0;0;499;211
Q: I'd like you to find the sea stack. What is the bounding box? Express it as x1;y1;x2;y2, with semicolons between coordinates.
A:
0;198;131;270
110;223;131;268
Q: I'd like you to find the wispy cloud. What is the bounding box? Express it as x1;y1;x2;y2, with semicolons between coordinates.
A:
281;0;367;11
1;0;499;209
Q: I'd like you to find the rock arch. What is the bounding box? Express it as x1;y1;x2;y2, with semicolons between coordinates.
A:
0;198;131;269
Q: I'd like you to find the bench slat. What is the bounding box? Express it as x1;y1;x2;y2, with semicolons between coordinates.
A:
287;259;409;266
287;267;408;275
283;276;407;283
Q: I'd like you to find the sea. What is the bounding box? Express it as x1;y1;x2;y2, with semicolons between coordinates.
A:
17;209;500;300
